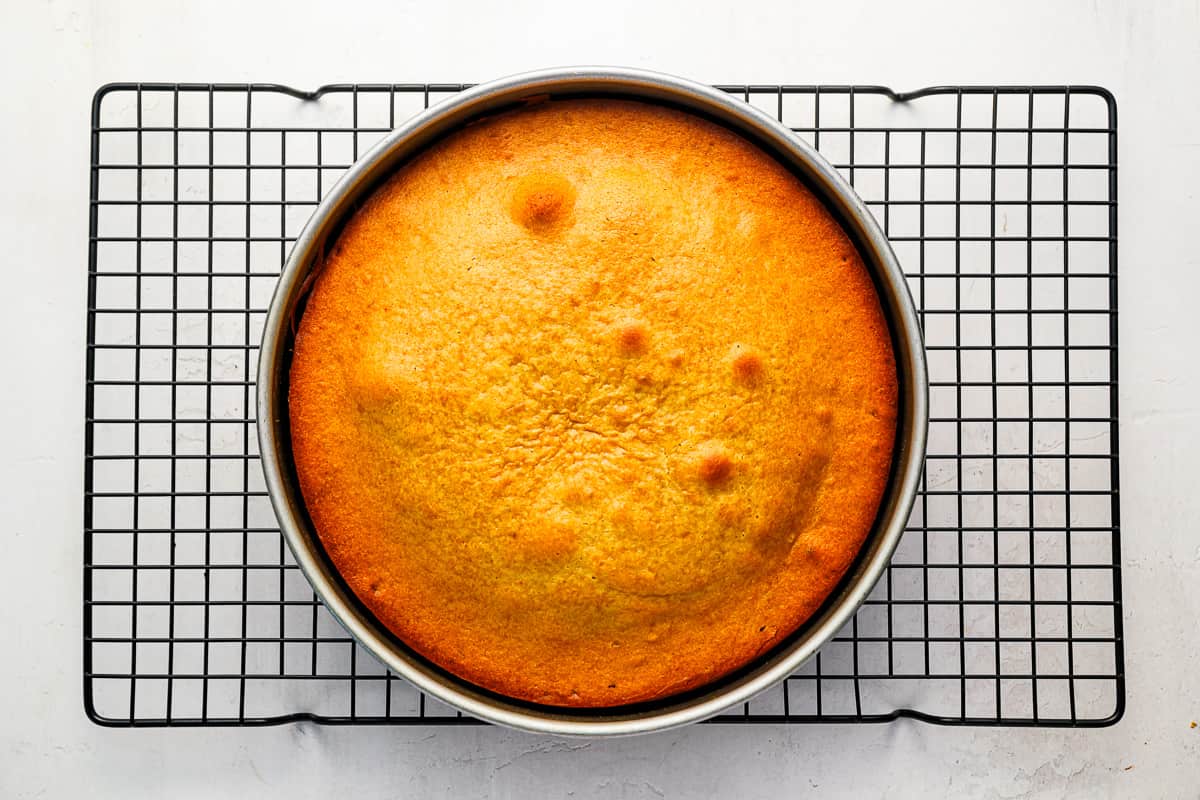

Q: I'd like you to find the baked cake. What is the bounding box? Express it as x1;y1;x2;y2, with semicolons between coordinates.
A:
288;98;898;707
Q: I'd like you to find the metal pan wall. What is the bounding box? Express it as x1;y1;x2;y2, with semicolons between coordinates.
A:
257;66;928;735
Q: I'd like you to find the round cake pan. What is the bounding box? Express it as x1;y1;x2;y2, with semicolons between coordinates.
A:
257;66;928;736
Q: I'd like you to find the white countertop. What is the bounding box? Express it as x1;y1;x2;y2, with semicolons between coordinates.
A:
3;1;1199;796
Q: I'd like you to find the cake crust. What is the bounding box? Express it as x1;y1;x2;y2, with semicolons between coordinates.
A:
288;98;898;707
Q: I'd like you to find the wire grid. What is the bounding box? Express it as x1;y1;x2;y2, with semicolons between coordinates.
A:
84;83;1122;727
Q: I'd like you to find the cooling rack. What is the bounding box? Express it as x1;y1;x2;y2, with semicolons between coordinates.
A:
84;82;1121;727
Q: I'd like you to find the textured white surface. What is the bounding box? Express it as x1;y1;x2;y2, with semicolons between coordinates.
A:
2;0;1199;796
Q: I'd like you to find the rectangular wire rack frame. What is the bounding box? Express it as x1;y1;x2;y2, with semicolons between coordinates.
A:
84;82;1122;727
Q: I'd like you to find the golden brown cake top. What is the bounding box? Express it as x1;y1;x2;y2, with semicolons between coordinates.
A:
289;98;898;707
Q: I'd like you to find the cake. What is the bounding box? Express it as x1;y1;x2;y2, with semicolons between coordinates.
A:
288;98;898;707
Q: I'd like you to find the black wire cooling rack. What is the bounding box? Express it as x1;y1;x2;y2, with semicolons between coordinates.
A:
84;83;1122;727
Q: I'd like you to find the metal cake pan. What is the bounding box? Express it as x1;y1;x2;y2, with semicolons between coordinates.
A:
257;66;928;736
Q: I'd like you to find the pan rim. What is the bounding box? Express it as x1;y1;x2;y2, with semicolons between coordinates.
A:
256;66;928;736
